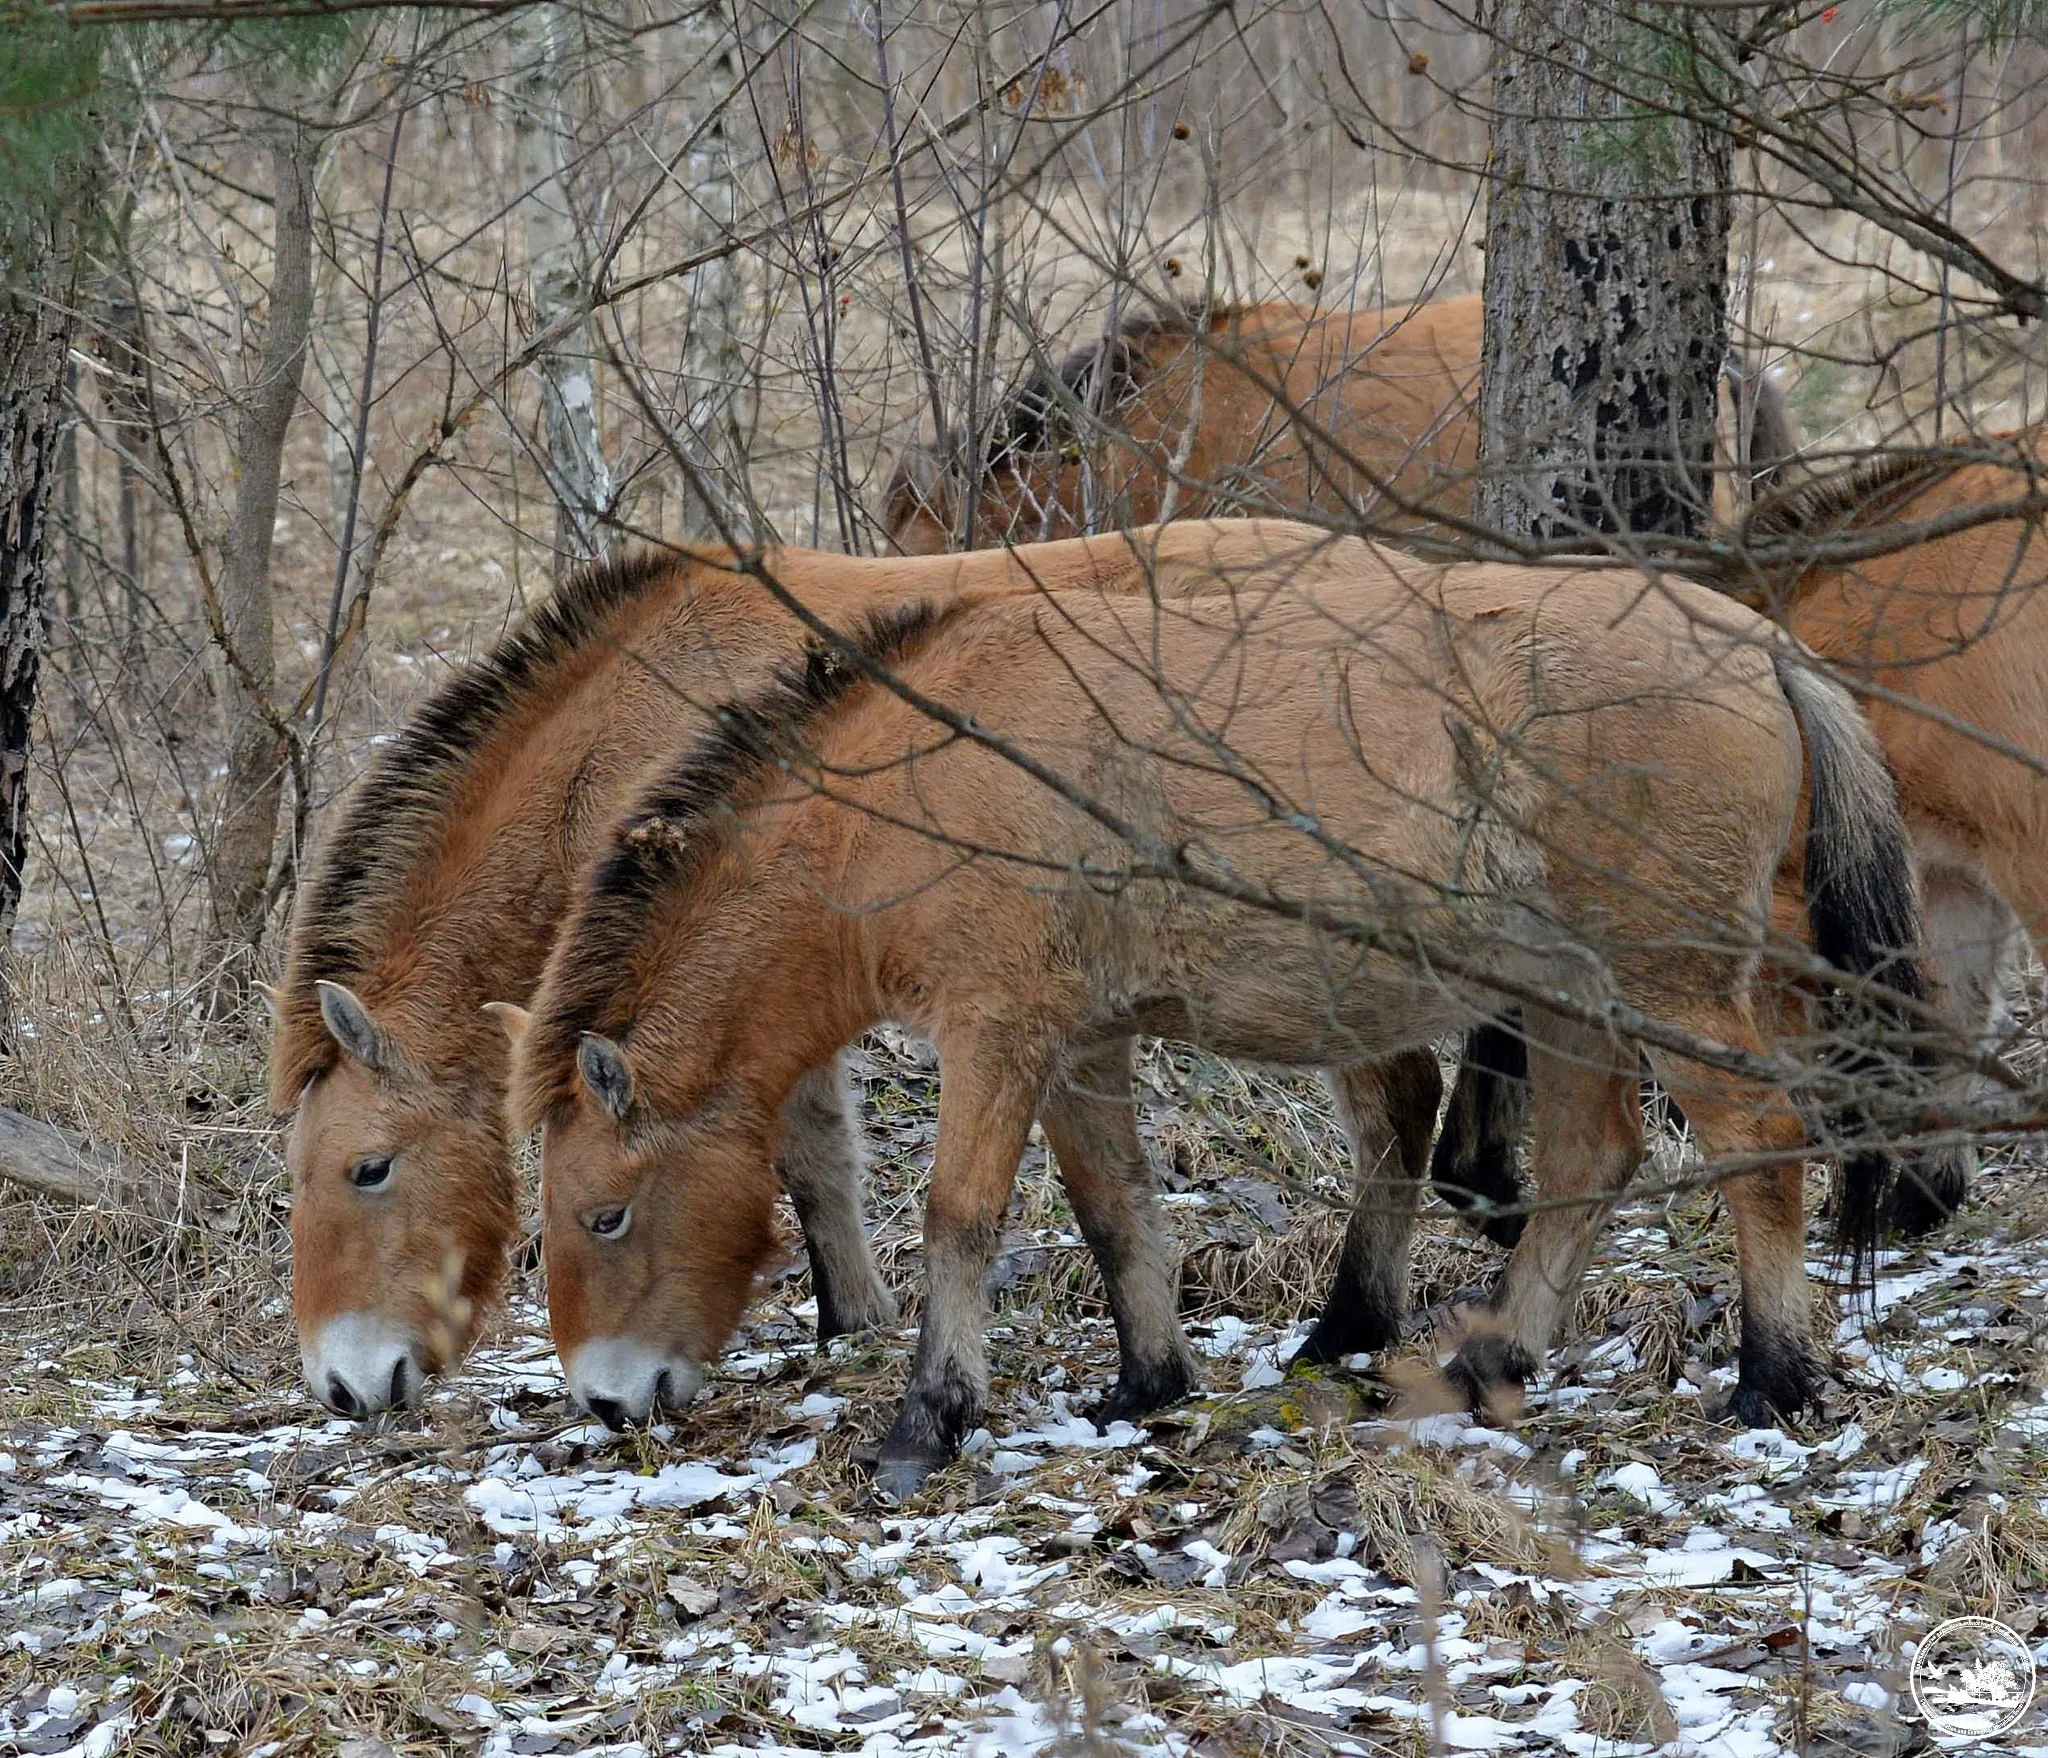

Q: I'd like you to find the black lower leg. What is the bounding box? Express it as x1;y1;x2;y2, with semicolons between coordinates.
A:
875;1218;1000;1500
1728;1310;1820;1427
1298;1232;1407;1364
1433;1020;1530;1249
1879;1144;1970;1238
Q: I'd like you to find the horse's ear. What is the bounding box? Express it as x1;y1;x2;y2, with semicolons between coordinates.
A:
316;980;387;1071
481;1002;532;1046
577;1033;634;1121
254;982;283;1026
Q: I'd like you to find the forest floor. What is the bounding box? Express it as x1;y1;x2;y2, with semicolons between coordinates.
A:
5;1028;2048;1758
7;188;2048;1756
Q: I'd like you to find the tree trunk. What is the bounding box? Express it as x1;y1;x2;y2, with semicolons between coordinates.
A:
1440;3;1741;1214
0;179;94;1041
1476;1;1734;545
672;2;747;540
516;4;613;569
204;119;317;1001
98;290;152;673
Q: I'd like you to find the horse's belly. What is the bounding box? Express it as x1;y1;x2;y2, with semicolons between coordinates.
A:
1097;936;1475;1066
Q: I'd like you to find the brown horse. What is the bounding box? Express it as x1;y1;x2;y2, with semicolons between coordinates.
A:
883;294;1798;554
276;524;1327;1418
1424;433;2048;1252
513;537;1918;1497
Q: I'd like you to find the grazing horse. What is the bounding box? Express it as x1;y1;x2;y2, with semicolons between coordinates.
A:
513;537;1918;1498
275;524;1330;1418
1425;433;2048;1248
883;294;1799;554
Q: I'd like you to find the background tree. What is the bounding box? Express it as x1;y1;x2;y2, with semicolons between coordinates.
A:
0;12;103;1042
1475;1;1737;549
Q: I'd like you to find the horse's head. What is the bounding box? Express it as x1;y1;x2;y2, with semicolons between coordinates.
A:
882;443;958;555
287;981;518;1418
530;1027;780;1430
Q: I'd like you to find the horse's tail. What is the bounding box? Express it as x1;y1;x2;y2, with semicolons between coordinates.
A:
1774;655;1925;1277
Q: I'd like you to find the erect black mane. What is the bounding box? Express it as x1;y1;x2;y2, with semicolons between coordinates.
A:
282;548;682;1006
1746;446;1985;543
531;597;963;1067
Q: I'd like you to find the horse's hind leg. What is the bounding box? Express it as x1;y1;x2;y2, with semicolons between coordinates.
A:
1431;1020;1530;1249
1038;1037;1197;1423
1649;1058;1820;1425
1880;860;2021;1235
1297;1049;1443;1364
1443;1012;1643;1416
776;1060;898;1341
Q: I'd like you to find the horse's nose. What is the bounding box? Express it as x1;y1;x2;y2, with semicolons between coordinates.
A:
586;1394;632;1432
325;1373;365;1419
566;1339;702;1430
302;1313;425;1421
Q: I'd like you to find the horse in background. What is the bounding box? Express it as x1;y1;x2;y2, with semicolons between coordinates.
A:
1426;433;2048;1249
883;293;1800;555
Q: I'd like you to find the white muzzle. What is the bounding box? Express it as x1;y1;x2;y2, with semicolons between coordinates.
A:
565;1338;703;1428
302;1312;426;1419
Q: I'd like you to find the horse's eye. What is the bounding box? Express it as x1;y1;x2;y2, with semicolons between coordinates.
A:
587;1205;632;1241
349;1155;394;1190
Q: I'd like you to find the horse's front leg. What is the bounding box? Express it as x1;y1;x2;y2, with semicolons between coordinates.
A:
875;1030;1050;1503
775;1058;898;1340
1039;1035;1197;1423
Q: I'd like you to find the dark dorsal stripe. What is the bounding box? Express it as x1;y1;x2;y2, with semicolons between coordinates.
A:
525;597;966;1094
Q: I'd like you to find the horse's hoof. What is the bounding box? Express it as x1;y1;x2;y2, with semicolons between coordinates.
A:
871;1457;939;1505
1718;1346;1822;1429
1443;1333;1535;1423
1088;1357;1196;1430
1719;1378;1818;1430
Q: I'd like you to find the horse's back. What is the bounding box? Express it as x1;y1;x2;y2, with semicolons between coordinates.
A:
838;556;1798;929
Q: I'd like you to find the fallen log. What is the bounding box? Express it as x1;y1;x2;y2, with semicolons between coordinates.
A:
0;1104;156;1213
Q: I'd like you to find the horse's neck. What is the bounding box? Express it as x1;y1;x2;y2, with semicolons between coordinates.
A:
363;619;687;1042
645;839;876;1120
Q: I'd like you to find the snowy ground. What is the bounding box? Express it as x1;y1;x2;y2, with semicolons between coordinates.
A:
5;1044;2048;1757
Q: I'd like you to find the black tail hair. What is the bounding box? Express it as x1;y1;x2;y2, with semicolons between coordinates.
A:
1776;657;1927;1279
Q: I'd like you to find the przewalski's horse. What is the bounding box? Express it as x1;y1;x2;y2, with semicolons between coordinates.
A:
276;525;1325;1418
883;293;1799;554
512;541;1919;1498
1425;432;2048;1250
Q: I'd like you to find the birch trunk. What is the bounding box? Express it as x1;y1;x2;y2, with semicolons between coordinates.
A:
1476;2;1734;544
204;118;317;998
516;5;613;568
0;179;92;1038
672;2;747;540
98;291;152;674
